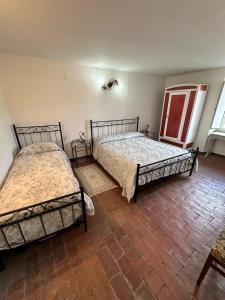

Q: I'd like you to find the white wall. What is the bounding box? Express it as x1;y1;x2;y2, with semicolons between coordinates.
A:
166;68;225;156
0;85;17;187
0;54;165;157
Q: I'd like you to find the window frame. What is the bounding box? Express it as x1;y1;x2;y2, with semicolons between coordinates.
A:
211;82;225;130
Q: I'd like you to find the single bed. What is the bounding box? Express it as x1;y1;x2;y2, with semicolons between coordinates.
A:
0;123;94;270
90;117;198;202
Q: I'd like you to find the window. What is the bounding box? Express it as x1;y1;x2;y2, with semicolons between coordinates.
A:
221;110;225;128
211;82;225;130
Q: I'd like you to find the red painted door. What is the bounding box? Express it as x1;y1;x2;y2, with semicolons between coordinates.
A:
166;94;186;138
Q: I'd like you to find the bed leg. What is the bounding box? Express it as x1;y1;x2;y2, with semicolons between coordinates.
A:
80;187;87;232
0;256;4;271
189;147;199;176
189;166;194;177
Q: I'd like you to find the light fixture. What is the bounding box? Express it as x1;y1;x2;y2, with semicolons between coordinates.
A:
102;79;119;90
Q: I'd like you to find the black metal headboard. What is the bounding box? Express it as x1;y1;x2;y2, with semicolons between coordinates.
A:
90;117;139;149
12;122;64;150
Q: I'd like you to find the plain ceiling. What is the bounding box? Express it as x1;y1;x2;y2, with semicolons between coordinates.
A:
1;0;225;75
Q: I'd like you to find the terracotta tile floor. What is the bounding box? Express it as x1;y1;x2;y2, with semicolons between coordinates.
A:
1;154;225;299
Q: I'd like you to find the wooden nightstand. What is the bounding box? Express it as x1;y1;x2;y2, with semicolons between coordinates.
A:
71;139;92;167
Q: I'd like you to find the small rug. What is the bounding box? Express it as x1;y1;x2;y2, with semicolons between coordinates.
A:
75;164;117;197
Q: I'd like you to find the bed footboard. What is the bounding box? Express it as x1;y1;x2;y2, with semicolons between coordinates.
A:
133;148;199;202
0;188;86;270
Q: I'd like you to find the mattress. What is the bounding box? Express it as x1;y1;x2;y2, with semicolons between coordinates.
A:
0;142;94;250
93;132;194;201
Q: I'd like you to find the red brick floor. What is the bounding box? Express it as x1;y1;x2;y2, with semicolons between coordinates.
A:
0;154;225;299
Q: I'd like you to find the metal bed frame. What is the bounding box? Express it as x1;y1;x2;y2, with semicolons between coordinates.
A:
0;122;87;271
12;122;65;150
90;117;198;202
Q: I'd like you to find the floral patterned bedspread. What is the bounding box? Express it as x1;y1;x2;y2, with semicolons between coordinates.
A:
0;144;94;249
94;133;193;201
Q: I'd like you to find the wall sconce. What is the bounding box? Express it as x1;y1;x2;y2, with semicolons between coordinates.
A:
102;79;119;90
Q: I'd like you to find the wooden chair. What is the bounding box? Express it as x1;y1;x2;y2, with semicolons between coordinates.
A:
197;229;225;285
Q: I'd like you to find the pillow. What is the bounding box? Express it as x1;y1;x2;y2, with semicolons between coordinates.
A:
17;142;61;157
93;132;144;158
98;131;145;144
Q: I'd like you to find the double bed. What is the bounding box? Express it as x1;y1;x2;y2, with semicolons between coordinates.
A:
90;117;198;202
0;122;94;270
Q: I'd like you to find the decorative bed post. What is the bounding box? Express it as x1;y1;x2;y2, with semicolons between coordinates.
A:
133;164;140;202
59;122;64;150
189;147;199;176
80;187;87;232
136;116;139;132
90;120;93;151
12;124;21;149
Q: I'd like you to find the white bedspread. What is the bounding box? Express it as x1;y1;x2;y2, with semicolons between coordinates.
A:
0;143;94;250
93;132;193;201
